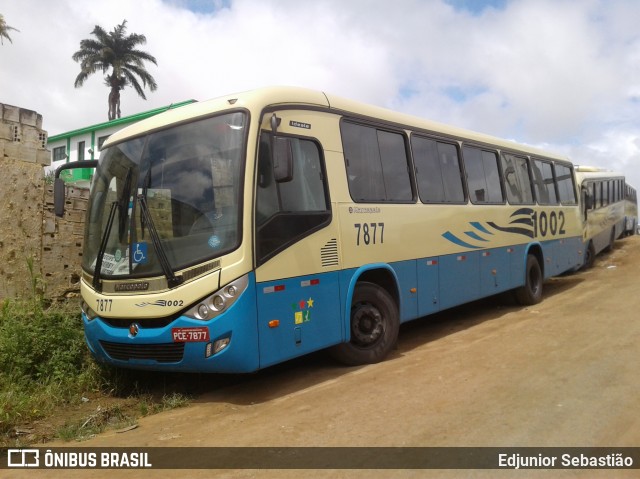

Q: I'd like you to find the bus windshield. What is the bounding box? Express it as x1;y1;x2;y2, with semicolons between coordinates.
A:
82;112;246;280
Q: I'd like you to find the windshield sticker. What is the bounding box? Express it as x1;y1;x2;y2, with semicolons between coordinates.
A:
92;252;132;276
133;242;148;264
208;235;222;249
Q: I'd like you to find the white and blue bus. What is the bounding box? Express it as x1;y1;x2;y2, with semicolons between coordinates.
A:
575;167;627;267
623;182;638;237
55;87;585;372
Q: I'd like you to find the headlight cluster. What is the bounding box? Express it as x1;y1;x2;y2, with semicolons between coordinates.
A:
81;300;98;321
185;274;248;321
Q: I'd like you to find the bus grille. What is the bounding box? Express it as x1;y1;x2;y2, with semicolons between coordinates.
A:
100;341;184;363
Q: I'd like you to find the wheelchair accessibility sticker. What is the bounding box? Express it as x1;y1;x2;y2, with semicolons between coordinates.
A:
133;242;148;264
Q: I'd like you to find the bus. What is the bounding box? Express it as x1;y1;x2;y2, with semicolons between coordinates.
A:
55;86;585;373
574;166;626;268
623;182;638;237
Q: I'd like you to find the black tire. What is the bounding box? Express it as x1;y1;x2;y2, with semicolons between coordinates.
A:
583;241;595;269
330;282;399;366
515;255;543;305
604;228;616;252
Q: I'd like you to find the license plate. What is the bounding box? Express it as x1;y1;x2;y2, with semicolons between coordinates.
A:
171;327;210;343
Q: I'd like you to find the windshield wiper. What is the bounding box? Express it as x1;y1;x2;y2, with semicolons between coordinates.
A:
137;193;183;289
92;202;119;292
93;168;133;293
140;167;151;239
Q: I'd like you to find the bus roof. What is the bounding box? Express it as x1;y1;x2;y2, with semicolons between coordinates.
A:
575;166;624;182
103;86;572;163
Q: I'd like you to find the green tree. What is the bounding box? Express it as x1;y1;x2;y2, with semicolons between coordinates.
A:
0;13;19;45
72;20;158;120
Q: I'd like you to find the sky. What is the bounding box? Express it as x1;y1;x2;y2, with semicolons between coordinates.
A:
2;0;640;188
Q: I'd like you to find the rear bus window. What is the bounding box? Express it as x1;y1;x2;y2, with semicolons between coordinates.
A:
555;163;577;204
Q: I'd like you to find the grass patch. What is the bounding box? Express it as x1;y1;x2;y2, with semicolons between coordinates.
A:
0;298;190;446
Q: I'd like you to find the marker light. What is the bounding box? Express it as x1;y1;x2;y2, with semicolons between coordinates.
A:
213;338;230;354
206;338;231;358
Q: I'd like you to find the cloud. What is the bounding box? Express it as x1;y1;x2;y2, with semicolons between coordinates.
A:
2;0;640;187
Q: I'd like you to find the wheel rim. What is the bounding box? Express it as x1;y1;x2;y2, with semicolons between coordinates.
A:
351;303;385;347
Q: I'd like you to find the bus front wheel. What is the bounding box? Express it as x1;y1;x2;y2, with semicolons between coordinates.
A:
330;282;399;366
515;255;543;305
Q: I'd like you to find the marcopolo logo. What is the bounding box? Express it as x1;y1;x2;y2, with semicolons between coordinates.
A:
8;449;39;467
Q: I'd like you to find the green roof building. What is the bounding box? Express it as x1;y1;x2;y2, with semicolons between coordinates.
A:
47;100;195;182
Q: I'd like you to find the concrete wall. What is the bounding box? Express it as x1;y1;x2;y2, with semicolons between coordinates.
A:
42;184;89;299
0;103;88;301
0;104;51;299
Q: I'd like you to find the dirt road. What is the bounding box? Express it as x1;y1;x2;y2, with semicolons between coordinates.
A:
7;236;640;478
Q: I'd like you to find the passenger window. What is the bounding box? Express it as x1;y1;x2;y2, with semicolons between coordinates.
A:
463;146;504;204
531;159;558;205
341;121;412;202
501;154;534;204
554;164;577;204
412;136;465;203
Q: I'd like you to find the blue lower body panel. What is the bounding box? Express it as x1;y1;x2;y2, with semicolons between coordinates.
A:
84;274;261;373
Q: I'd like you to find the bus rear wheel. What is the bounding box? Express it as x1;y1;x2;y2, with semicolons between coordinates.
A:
330;282;399;366
515;255;543;305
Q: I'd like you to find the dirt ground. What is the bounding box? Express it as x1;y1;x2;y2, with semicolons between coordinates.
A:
7;236;640;479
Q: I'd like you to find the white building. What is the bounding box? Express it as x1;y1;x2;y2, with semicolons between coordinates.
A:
47;100;195;181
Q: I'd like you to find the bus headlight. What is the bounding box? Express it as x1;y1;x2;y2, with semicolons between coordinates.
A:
197;303;210;319
212;295;226;311
184;274;248;321
81;300;98;321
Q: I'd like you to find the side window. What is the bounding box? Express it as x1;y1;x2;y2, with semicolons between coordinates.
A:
555;163;577;204
255;132;331;265
412;136;465;203
341;121;412;202
501;153;534;204
53;146;66;162
531;159;558;205
463;146;504;204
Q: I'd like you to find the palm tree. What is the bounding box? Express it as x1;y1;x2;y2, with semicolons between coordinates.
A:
72;20;158;120
0;14;19;45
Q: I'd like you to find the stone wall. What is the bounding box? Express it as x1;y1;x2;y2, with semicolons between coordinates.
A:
42;185;89;299
0;103;95;302
0;104;50;299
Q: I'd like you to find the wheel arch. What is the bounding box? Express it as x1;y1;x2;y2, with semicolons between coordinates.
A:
524;242;545;280
343;264;400;342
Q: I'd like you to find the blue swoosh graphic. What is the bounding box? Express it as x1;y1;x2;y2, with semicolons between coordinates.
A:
465;231;489;242
470;222;493;235
442;231;482;249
